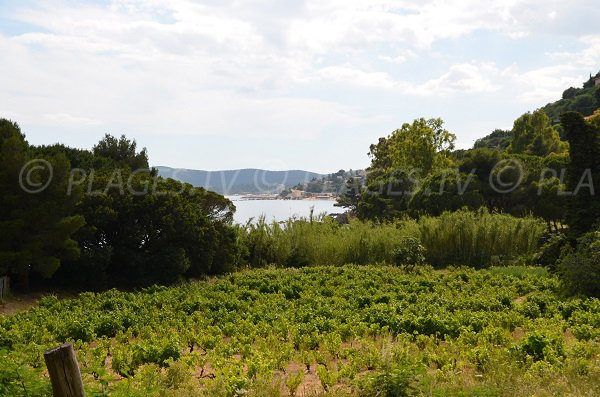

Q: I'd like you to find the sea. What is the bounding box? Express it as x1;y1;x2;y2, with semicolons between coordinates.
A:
227;197;341;224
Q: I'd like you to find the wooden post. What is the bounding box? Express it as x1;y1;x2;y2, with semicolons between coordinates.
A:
0;276;9;301
44;343;86;397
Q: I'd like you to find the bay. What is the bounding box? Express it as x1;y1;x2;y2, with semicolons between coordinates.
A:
227;197;341;224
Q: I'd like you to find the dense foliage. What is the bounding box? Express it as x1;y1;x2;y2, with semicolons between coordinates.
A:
239;215;418;268
338;118;455;221
561;112;600;240
473;129;513;150
342;144;569;232
2;266;600;396
558;231;600;297
0;121;240;290
0;120;84;290
338;73;600;234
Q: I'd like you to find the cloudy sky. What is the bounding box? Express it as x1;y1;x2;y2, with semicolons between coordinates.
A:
1;0;600;172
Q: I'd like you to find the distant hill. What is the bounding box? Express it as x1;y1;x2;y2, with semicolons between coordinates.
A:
542;72;600;121
155;167;324;194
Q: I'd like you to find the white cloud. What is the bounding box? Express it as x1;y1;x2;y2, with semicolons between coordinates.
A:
379;50;417;64
313;66;402;89
309;62;511;96
514;65;582;103
42;113;100;126
413;63;508;95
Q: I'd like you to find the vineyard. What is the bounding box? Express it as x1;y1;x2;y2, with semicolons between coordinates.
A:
2;265;600;396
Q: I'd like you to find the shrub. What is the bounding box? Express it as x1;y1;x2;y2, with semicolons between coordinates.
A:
515;333;565;364
393;237;426;267
558;230;600;297
358;364;415;397
535;233;568;271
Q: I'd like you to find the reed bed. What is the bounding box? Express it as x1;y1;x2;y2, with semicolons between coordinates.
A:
419;209;545;267
239;209;546;268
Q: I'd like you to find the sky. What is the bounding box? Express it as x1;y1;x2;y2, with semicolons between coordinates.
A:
1;0;600;173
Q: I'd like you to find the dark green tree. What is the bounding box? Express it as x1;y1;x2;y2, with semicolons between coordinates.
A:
0;119;84;290
473;129;513;150
60;168;238;288
571;95;596;116
93;134;149;170
409;170;484;216
558;230;600;297
356;169;416;221
560;112;600;239
562;87;581;100
335;177;363;213
529;177;567;232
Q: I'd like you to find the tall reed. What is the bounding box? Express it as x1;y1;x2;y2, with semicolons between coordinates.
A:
239;209;545;268
239;214;418;267
419;208;545;267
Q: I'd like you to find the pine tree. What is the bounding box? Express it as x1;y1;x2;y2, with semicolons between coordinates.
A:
0;119;84;290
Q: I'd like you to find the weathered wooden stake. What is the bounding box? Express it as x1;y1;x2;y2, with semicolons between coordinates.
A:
0;276;9;301
44;343;86;397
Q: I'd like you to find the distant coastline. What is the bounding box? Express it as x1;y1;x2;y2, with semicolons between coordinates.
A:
227;194;338;201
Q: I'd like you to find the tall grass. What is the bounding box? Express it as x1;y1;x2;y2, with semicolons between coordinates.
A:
239;215;419;267
419;209;546;268
238;209;546;268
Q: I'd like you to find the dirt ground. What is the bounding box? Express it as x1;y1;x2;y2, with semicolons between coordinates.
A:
0;293;43;315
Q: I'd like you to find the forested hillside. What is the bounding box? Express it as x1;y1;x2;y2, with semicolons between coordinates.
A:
542;73;600;121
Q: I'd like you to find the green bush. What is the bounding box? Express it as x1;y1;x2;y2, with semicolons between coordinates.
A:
558;230;600;297
358;364;415;397
393;236;426;267
515;333;565;364
535;233;568;270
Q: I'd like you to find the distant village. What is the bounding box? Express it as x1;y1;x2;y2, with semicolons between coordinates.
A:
237;169;366;201
238;191;338;201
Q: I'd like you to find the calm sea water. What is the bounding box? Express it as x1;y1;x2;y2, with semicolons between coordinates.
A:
227;197;341;224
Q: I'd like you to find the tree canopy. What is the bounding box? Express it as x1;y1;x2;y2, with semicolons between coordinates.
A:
0;119;240;290
368;118;456;178
0;119;84;289
561;112;600;239
508;110;567;156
